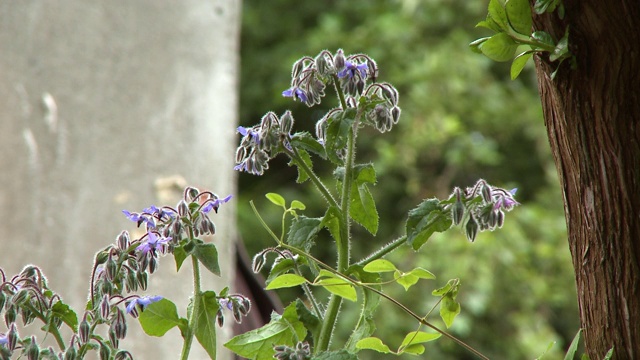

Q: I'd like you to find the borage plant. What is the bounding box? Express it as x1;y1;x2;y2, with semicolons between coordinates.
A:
0;189;247;360
226;49;519;359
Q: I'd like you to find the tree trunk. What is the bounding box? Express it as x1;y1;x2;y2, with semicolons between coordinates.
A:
532;1;640;358
0;1;241;358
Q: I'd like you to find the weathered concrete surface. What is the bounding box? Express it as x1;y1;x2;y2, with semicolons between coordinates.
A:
0;1;241;358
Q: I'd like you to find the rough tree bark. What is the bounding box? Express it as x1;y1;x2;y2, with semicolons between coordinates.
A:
0;1;241;358
532;1;640;359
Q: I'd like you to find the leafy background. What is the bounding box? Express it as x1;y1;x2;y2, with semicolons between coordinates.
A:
237;0;578;359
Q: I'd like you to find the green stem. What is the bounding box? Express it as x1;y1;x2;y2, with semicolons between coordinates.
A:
180;254;202;360
23;302;66;351
287;144;339;209
356;235;407;266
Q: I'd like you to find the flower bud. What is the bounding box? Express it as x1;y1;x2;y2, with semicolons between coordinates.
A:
137;271;148;291
216;308;224;327
185;187;199;202
465;216;479;242
0;291;6;310
115;350;133;360
481;181;492;203
252;253;266;273
79;315;90;343
94;250;110;265
26;336;40;360
496;210;505;228
11;288;29;305
112;308;127;339
148;256;158;274
451;200;465;226
391;106;401;124
63;346;78;360
108;329;119;349
117;231;131;251
125;270;138;292
100;294;111;320
21;307;35;326
7;323;18;351
99;342;111;360
5;305;17;326
291;58;305;80
177;200;189;218
105;254;117;281
334;49;345;70
280;110;294;135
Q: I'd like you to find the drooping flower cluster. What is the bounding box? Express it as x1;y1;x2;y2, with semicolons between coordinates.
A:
449;179;519;242
234;111;295;175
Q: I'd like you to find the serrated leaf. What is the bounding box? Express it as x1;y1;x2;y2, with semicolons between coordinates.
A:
511;52;533;79
400;331;442;347
139;298;186;337
289;149;313;183
321;206;342;244
290;200;306;210
315;277;357;302
51;301;78;332
266;193;286;207
194;243;220;276
363;259;397;273
287;216;322;252
440;295;461;328
266;274;307;290
224;303;306;360
406;198;452;250
564;329;582;360
355;337;391;354
505;0;532;35
479;32;519;62
195;291;219;359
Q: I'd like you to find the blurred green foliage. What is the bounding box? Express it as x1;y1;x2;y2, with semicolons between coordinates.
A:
238;0;578;358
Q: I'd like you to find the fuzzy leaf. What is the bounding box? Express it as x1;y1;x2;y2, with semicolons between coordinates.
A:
51;301;78;332
195;291;219;359
225;303;306;360
290;131;326;159
406;198;452;250
321;206;342;244
139;298;187;337
350;182;378;235
194;243;220;276
287;216;322;252
289;149;313;183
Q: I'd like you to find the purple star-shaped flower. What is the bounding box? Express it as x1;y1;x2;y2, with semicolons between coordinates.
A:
126;295;163;315
0;333;7;347
136;232;171;255
338;60;368;79
237;126;261;143
282;87;308;103
202;194;233;214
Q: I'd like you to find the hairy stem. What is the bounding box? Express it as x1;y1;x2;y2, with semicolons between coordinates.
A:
180;249;202;360
355;235;407;266
286;144;339;209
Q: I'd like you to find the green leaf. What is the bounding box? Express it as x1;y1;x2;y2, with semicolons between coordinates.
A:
535;341;556;359
266;274;307;290
511;51;533;79
479;32;519;62
440;295;461;328
531;31;555;47
266;258;296;285
195;291;220;359
345;265;381;352
603;347;614;360
225;303;306;360
325;109;355;165
266;193;286;207
469;37;490;54
290;131;326;159
315;271;357;302
505;0;532;35
173;245;188;272
400;331;441;347
410;267;436;280
550;28;570;62
349;182;378;235
139;298;187;337
321;206;342;244
295;299;321;345
355;337;392;354
401;344;425;355
564;329;582;360
363;259;397;273
194;243;220;276
287;216;322;252
312;350;358;360
51;301;78;332
432;281;453;296
290;200;306;210
487;0;508;31
289;148;313;183
395;270;419;291
406;198;453;250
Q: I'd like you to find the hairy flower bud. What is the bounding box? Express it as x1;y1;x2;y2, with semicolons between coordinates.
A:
26;336;40;360
334;49;345;70
216;308;224;327
108;328;119;349
280;110;294;135
117;231;131;251
177;200;189;218
252;252;266;273
7;323;18;351
79;315;90;343
100;294;111;320
465;216;479;242
105;254;117;281
63;345;78;360
99;342;111;360
480;181;492;203
185;187;199;202
5;305;17;326
137;271;148;291
451;192;465;226
391;106;401;124
11;289;29;305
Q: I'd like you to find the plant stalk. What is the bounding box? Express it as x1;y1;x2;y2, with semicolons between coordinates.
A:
180;254;202;360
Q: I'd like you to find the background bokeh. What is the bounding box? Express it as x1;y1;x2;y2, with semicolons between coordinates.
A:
237;1;579;358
